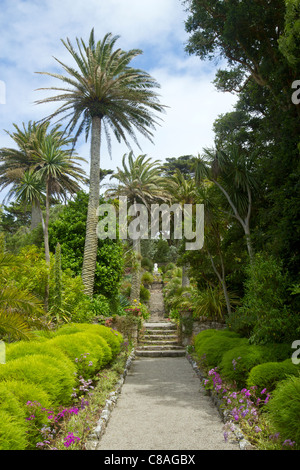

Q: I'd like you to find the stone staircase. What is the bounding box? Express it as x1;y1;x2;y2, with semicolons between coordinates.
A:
135;276;186;357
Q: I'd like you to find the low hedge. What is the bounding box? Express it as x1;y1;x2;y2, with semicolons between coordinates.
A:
246;358;300;392
6;340;73;365
194;329;246;368
46;333;106;377
0;410;28;450
220;344;269;388
0;380;54;450
53;323;123;358
219;343;291;389
266;375;300;449
0;354;76;405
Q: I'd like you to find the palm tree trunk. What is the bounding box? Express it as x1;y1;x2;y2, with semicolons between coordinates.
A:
82;115;102;297
182;263;190;287
31;200;43;231
130;237;141;304
43;179;51;310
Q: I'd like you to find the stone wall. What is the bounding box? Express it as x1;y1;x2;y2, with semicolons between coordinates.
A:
180;312;226;346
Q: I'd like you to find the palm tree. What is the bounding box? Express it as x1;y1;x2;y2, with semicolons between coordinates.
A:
0;121;46;230
30;123;87;266
196;145;258;262
35;29;166;297
106;152;169;303
162;169;197;287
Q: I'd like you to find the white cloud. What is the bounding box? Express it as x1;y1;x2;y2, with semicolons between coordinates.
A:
0;0;238;203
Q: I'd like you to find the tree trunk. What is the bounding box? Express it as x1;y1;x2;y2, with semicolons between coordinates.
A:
182;263;190;287
82;116;102;297
31;200;43;231
207;248;231;316
130;237;141;304
43;180;51;310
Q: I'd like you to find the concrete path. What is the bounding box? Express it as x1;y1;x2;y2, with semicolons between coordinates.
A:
95;356;239;451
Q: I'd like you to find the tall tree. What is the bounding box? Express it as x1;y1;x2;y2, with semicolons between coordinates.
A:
106;152;169;302
30;123;86;266
0;122;46;230
35;29;166;297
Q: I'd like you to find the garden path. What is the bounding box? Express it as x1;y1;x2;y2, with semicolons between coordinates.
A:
91;280;239;451
93;356;239;450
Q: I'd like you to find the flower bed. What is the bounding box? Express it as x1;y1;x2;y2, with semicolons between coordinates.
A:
188;329;300;450
0;323;128;450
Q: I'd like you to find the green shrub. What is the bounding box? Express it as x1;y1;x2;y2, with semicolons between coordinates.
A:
141;271;154;286
47;333;106;377
53;323;123;358
0;354;76;405
32;330;55;341
140;285;150;302
0;386;26;422
141;257;154;272
6;340;72;366
228;253;297;344
266;375;300;448
220;344;271;388
0;410;28;450
194;329;246;368
246;359;300;392
0;380;53;448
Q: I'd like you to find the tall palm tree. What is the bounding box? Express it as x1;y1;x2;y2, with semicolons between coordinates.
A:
35;29;166;297
162;169;197;287
30;124;87;266
0;121;47;229
106;152;169;303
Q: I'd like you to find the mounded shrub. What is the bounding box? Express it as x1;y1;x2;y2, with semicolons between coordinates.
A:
141;271;154;286
0;410;28;450
0;380;53;449
246;359;300;392
0;379;53;412
47;331;113;376
0;387;26;423
194;329;246;368
220;344;272;388
0;354;76;405
266;375;300;448
53;323;123;358
6;340;73;366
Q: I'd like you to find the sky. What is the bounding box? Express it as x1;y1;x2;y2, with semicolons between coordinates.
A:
0;0;238;200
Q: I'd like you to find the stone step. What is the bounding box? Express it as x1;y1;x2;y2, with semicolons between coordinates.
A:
142;335;179;342
135;349;186;357
139;339;179;346
137;345;184;351
143;323;177;330
143;328;177;334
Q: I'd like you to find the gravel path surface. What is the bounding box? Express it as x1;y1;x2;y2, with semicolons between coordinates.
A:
95;356;240;451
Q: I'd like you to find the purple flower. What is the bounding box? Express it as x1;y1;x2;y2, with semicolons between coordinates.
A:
283;439;295;447
64;432;81;448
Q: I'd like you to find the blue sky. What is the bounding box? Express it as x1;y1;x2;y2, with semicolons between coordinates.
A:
0;0;237;200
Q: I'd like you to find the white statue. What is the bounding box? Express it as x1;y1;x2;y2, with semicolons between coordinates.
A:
154;263;158;273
